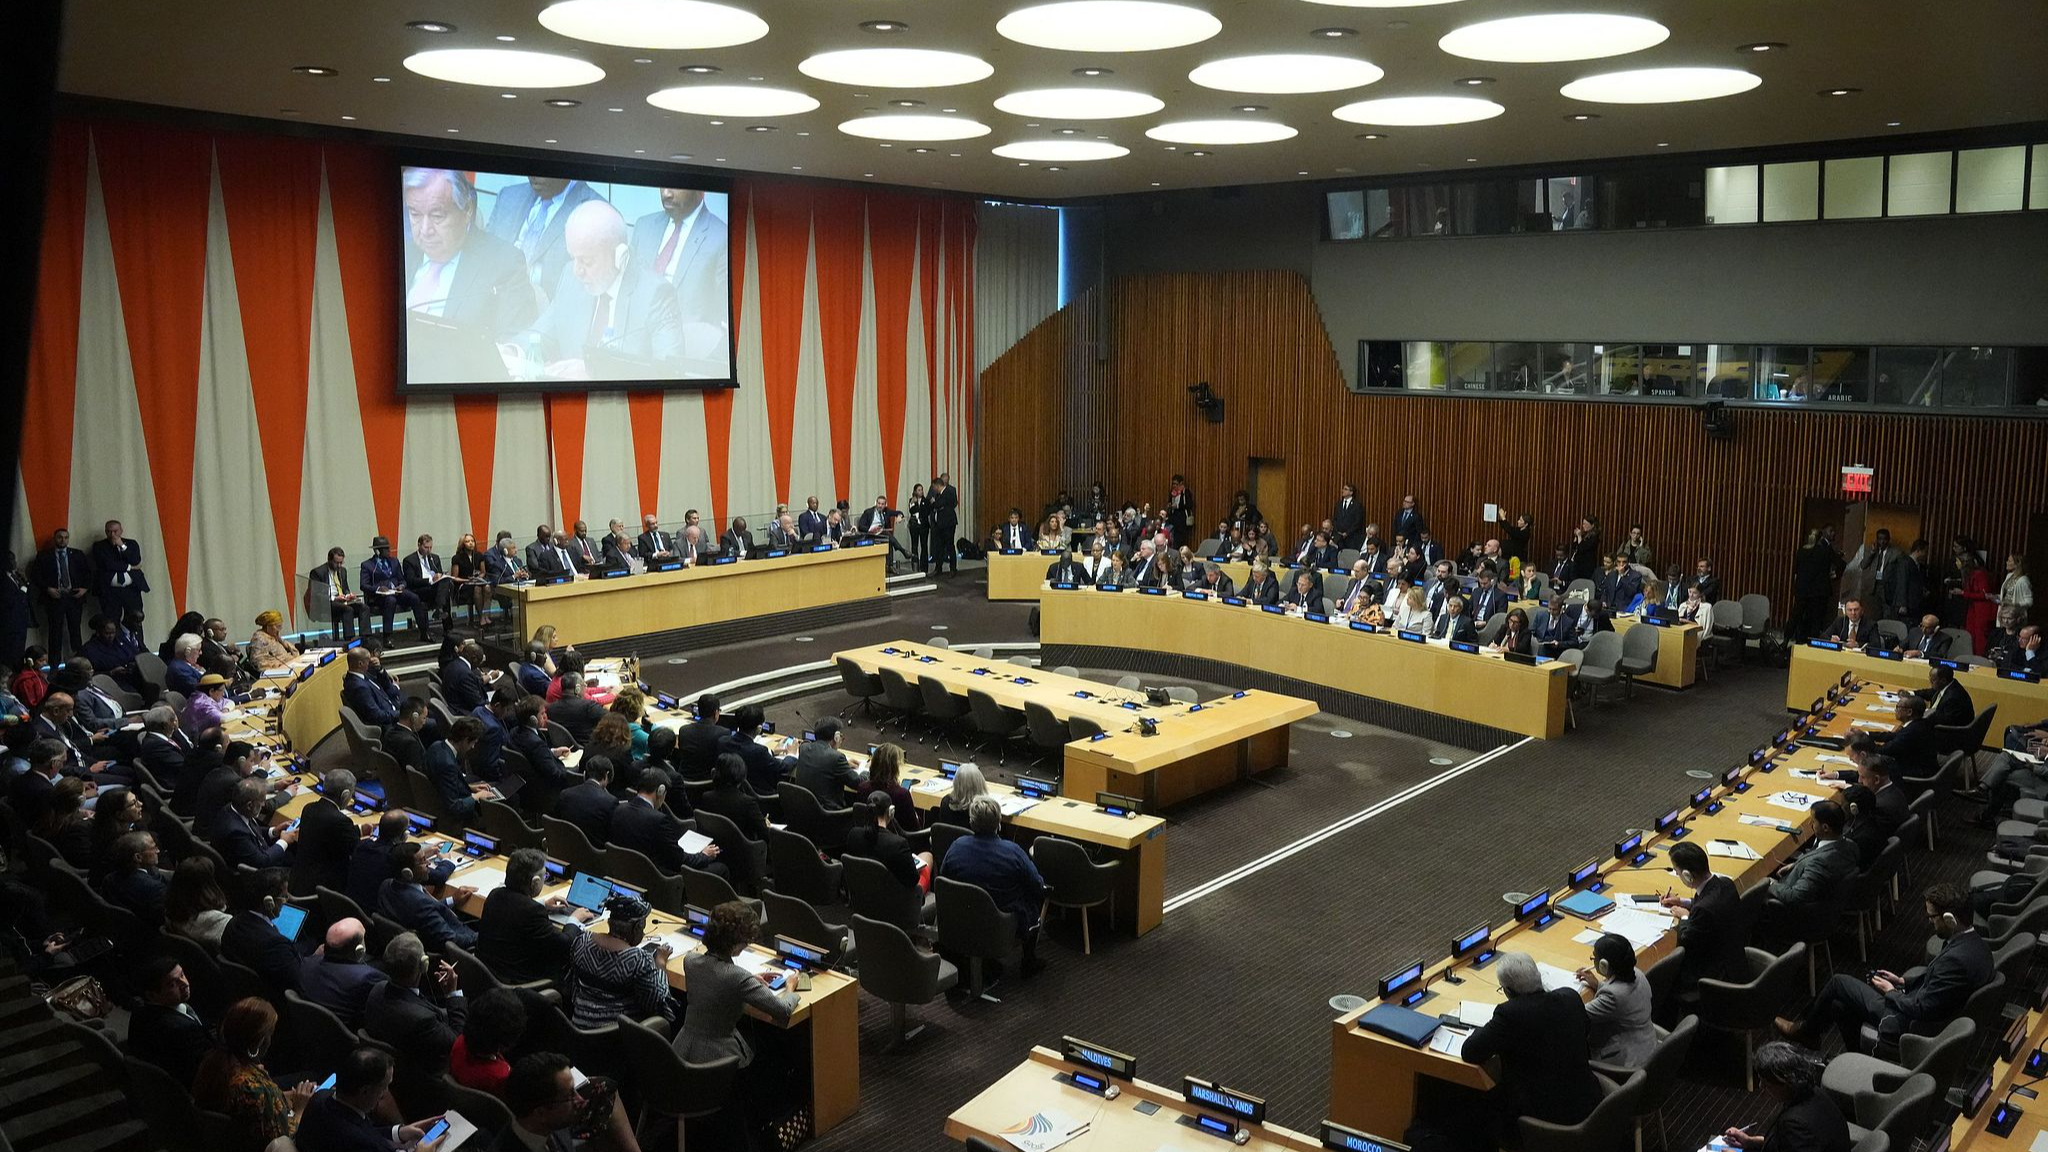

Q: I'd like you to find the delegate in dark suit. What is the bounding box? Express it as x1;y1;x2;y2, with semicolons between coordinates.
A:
522;261;684;378
1765;837;1858;923
29;542;90;659
1764;1089;1852;1152
297;1091;401;1152
1804;927;1992;1047
627;201;731;366
483;179;602;305
1239;573;1281;606
1431;612;1478;644
222;909;302;995
610;794;724;875
293;796;361;896
364;981;467;1076
208;807;290;871
378;877;477;951
554;778;616;846
1897;627;1952;659
1045;557;1086;584
1332;495;1365;551
672;718;730;776
794;740;863;809
299;954;389;1029
88;537;149;624
1597;568;1643;611
1921;678;1975;729
1821;613;1881;652
402;227;537;344
1460;987;1604;1130
126;1001;214;1087
721;731;789;795
440;656;487;714
477;888;582;986
342;670;402;728
1675;874;1748;995
1877;718;1941;780
423;739;478;823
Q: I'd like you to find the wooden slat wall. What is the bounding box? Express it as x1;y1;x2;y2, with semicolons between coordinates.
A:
979;270;2048;615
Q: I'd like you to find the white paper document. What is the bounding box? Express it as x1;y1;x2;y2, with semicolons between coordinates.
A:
1599;906;1675;949
1849;719;1896;731
1455;1001;1496;1027
1536;962;1580;993
2027;1131;2048;1152
436;1110;480;1152
1787;768;1823;780
998;796;1040;817
1572;928;1604;945
1864;703;1895;714
1483;503;1499;523
1428;1025;1472;1058
1738;813;1798;831
678;830;714;855
1766;790;1820;813
1707;839;1762;861
1816;754;1854;765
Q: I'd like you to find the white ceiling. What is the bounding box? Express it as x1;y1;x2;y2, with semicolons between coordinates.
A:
58;0;2048;199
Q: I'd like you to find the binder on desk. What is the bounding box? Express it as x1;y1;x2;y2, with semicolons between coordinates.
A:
1557;889;1617;920
1356;1003;1440;1048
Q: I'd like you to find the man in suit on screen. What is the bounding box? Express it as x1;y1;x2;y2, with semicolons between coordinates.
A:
400;168;538;370
484;175;602;307
627;188;730;371
518;200;684;381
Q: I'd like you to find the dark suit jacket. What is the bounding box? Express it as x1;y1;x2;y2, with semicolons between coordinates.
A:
1468;585;1511;624
400;551;446;596
342;672;401;728
208;807;289;871
378;878;477;951
137;732;188;793
611;795;709;873
556;781;617;846
721;731;788;796
1460;988;1604;1127
696;782;770;843
1899;629;1952;659
1822;615;1878;650
1883;555;1927;620
994;523;1031;551
599;533;634;571
1597;570;1643;610
29;546;90;596
1922;680;1974;729
1332;498;1365;550
88;538;148;600
405;226;537;346
1200;573;1237;598
381;722;427;777
1762;1089;1852;1152
8;768;56;829
1241;575;1281;606
509;723;571;788
476;887;576;986
483;179;602;303
102;866;168;925
636;529;677;562
1432;613;1478;644
1676;874;1748;990
1878;719;1941;780
126;1001;213;1087
294;797;359;896
1889;930;1993;1025
720;529;754;558
1045;558;1086;584
794;742;862;809
845;824;920;889
222;909;302;995
2004;645;2046;675
424;738;477;822
296;1092;398;1152
299;956;388;1029
671;720;729;776
346;838;400;911
546;696;605;748
364;981;466;1076
440;657;487;714
524;262;683;373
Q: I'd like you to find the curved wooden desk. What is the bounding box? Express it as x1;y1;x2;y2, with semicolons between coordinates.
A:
511;545;887;646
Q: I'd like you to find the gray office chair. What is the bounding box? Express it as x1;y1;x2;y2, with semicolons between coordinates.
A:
1051;665;1080;678
761;889;850;968
1939;627;1975;657
1163;686;1199;705
1114;675;1142;690
90;673;144;712
1848;1133;1888;1152
1565;577;1597;601
967;688;1029;766
134;651;169;692
843;853;932;938
475;799;542;851
682;863;762;921
1738;593;1771;650
687;808;767;896
852;914;959;1045
930;822;968;868
401;765;449;824
1324;573;1351;606
1845;1073;1937;1152
1593;1017;1694;1152
935;875;1019;1001
1616;624;1659;697
1576;631;1626;705
763;825;844;907
606;845;686;914
926;636;951;649
776;781;859;852
1194;538;1222;556
443;941;556;998
1874;619;1908;648
1476;613;1507;645
542;815;608;875
1518;1067;1645;1152
1007;655;1036;667
281;991;362;1079
437;1074;517;1142
1526;572;1551;602
1067;714;1106;742
1822;1018;1974;1116
1335;548;1360;569
612;1017;740;1152
1696;943;1808;1091
875;665;926;738
1031;837;1121;955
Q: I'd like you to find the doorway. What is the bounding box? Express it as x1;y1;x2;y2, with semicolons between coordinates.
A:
1249;458;1288;536
1800;496;1922;602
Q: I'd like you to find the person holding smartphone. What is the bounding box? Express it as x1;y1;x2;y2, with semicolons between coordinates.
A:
296;1047;448;1152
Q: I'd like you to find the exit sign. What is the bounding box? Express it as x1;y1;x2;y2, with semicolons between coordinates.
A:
1842;465;1874;495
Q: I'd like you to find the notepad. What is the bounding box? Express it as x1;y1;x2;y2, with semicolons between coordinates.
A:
1849;719;1896;731
1536;962;1580;993
1864;704;1895;714
1738;814;1799;833
678;830;714;855
1815;754;1854;765
998;796;1040;817
1767;791;1820;813
1428;1025;1472;1058
1456;1001;1496;1027
1707;839;1761;861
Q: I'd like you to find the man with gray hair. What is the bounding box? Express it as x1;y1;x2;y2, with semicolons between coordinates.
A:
364;931;467;1076
518;197;684;381
295;767;369;895
135;703;190;791
1445;949;1602;1145
399;167;538;379
939;790;1048;977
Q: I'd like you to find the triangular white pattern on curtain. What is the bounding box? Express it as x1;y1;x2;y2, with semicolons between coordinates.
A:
488;396;552;542
68;134;176;630
296;158;383;627
897;221;933;536
848;201;885;512
789;215;836;509
9;468;37;577
655;390;713;531
578;391;640;532
188;148;285;634
726;193;777;523
395;395;470;554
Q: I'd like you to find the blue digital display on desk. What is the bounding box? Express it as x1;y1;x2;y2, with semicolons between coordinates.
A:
1654;809;1681;834
1691;786;1713;808
1050;581;1078;590
1806;639;1842;650
1566;858;1600;888
1222;596;1246;607
1141;586;1168;596
2004;668;2042;683
1097;584;1122;593
763;549;787;559
1722;764;1745;785
1321;1120;1411;1152
809;544;834;553
999;548;1023;556
939;760;961;778
1017;776;1057;800
461;832;497;858
1377;960;1424;1000
1869;647;1902;661
1613;832;1642;860
775;934;828;970
1397;630;1425;643
1452;923;1490;959
1350;620;1378;633
404;810;435;835
1933;657;1967;672
1195;1115;1234;1138
1261;604;1286;615
1306;611;1329;623
1061;1036;1137;1080
1183;1077;1264;1124
542;857;569;880
1516;889;1550;919
1186;590;1209;601
1070;1070;1107;1094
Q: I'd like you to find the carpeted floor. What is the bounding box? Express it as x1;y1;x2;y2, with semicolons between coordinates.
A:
608;572;1992;1151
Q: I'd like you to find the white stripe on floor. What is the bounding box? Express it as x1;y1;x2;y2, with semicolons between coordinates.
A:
1161;736;1533;914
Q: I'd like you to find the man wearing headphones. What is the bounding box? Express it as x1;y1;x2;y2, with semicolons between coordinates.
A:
295;768;370;896
1776;883;1993;1050
300;917;390;1028
609;767;727;879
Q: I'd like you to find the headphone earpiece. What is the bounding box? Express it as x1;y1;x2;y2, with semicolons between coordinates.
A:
1594;958;1611;978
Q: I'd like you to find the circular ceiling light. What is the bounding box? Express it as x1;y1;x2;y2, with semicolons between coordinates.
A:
993;140;1130;161
839;114;992;141
1144;119;1297;144
1072;66;1114;77
1820;86;1861;96
799;48;993;87
1312;27;1358;38
293;65;339;76
1332;94;1503;124
1188;53;1383;94
1439;13;1668;63
647;85;820;116
402;49;604;88
993;88;1163;119
1560;67;1761;103
407;20;457;33
537;0;768;50
1739;42;1786;53
996;1;1222;53
860;19;908;32
679;63;721;74
543;97;582;107
1298;0;1466;6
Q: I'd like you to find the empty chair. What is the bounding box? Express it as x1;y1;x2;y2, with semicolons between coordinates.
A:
1844;1073;1937;1152
763;826;843;907
875;666;926;738
1476;613;1507;645
281;991;362;1080
919;676;974;753
926;636;951;649
682;863;762;921
1575;632;1626;705
967;688;1028;766
1565;577;1597;601
1007;656;1035;667
930;821;968;867
134;651;169;691
1696;943;1809;1091
543;815;607;874
364;749;410;806
402;766;448;823
1114;675;1142;690
607;845;686;914
91;673;144;712
1024;701;1070;759
1031;837;1121;955
761;889;849;968
1051;665;1079;679
437;1073;517;1142
475;799;542;851
1194;537;1221;556
835;656;884;717
1821;1017;1974;1117
1616;625;1660;697
851;913;958;1044
1593;1016;1695;1152
691;808;768;896
611;1016;740;1151
843;853;929;937
1738;594;1771;651
1163;686;1198;705
776;781;858;852
1518;1068;1646;1152
935;876;1019;1001
1066;715;1106;743
1939;627;1976;657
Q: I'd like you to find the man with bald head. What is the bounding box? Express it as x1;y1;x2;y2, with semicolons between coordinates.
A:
300;916;389;1028
400;168;537;352
628;187;730;367
520;198;684;380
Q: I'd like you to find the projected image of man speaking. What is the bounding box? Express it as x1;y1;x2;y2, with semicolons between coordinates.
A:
510;199;684;382
401;168;539;382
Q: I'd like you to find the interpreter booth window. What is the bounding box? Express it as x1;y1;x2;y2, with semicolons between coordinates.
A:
1941;347;2014;408
1823;157;1884;219
1955;147;2026;213
1326;191;1366;240
1442;341;1494;391
1696;344;1754;399
1546;176;1594;229
2032;146;2048;209
1873;346;1942;407
1403;342;1449;389
1762;161;1821;222
1810;347;1871;403
1751;346;1812;401
1886;151;1953;216
1537;343;1595;394
1600;345;1695;398
1704;165;1759;224
1493;342;1539;393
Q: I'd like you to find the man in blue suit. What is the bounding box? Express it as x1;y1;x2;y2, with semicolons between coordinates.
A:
439;639;491;714
359;537;425;638
627;187;730;369
1597;553;1645;612
484;176;602;307
341;648;402;728
300;917;389;1028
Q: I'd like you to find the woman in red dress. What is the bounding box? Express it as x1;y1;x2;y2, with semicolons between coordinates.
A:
1958;552;1999;657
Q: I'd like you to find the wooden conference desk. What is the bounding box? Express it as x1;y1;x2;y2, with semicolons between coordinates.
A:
271;647;349;752
1948;984;2048;1149
273;789;863;1136
987;550;1058;601
948;1047;1323;1150
1039;586;1571;740
1786;643;2048;748
510;545;887;646
837;641;1315;809
1325;695;1855;1136
1612;614;1702;690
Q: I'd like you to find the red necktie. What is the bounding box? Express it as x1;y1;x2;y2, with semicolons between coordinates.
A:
655;222;682;276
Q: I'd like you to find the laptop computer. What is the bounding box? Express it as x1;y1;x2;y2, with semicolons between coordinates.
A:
549;871;615;926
